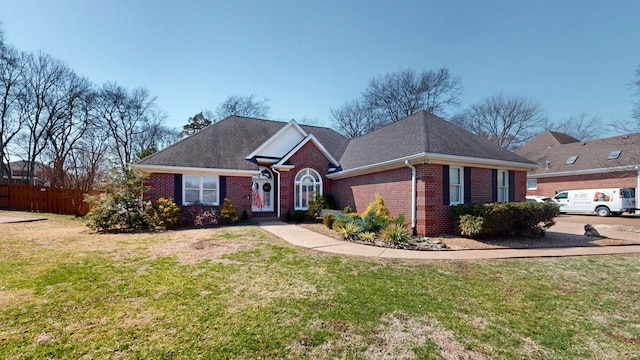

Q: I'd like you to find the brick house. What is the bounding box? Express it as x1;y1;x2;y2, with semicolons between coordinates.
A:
515;130;640;205
135;111;534;236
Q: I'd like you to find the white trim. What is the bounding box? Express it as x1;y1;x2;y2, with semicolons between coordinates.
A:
183;174;220;206
134;164;257;177
328;152;534;179
294;168;323;210
405;160;416;234
449;166;464;205
245;120;308;160
275;134;340;167
528;164;640;179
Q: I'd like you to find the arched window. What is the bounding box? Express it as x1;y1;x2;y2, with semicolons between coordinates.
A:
294;168;322;210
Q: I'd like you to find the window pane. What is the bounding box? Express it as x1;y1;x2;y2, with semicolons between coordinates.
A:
185;189;199;203
450;185;460;203
295;184;301;208
202;190;217;204
202;176;217;190
185;175;199;189
527;179;537;190
450;168;460;184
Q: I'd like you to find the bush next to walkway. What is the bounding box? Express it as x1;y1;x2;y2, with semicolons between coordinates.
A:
452;202;559;238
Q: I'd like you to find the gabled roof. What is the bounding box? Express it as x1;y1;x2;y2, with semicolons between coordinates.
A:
515;131;640;177
515;130;580;160
136;116;349;172
136;112;534;176
338;111;534;172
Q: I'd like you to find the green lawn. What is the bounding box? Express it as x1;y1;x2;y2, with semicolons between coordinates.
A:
1;212;639;359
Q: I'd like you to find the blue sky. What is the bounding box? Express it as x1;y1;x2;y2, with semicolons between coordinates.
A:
2;0;639;133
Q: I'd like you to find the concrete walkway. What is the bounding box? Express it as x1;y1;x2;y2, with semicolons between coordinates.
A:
259;221;640;260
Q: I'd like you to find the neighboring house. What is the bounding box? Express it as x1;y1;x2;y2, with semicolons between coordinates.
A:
135;111;535;236
515;130;640;202
3;161;51;186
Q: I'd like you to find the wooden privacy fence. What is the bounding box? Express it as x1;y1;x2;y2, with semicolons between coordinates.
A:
0;183;99;216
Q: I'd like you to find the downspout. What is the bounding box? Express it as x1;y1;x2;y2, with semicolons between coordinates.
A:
636;166;640;214
405;160;417;236
271;166;281;219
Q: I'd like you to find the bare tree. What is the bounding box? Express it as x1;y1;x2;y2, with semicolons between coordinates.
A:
17;52;72;185
330;99;385;138
549;112;602;141
363;67;462;122
452;93;548;150
0;42;27;181
97;83;168;174
215;94;270;120
43;74;96;187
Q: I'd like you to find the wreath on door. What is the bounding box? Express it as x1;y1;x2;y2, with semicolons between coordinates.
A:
262;183;272;192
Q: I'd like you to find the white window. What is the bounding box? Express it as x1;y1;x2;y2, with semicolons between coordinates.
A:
183;175;219;205
294;168;322;210
449;167;463;205
497;170;508;202
527;178;537;190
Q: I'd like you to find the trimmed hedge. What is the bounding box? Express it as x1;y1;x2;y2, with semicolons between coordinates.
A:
451;202;560;238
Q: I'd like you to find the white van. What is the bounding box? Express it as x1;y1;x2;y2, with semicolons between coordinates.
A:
553;188;636;217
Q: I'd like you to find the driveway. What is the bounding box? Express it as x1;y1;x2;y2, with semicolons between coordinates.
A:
557;213;640;227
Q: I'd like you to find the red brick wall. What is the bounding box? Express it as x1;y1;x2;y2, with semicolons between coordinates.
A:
470;168;493;203
145;173;254;218
225;176;253;216
332;165;530;236
146;173;174;201
279;141;333;217
528;171;638;198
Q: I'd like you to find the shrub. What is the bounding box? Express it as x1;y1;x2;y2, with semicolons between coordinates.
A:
452;202;560;238
85;169;152;232
380;222;409;246
361;194;391;221
182;204;219;227
291;210;307;223
358;231;376;242
151;198;181;229
307;191;328;217
362;210;388;232
285;209;292;223
219;197;239;223
335;222;361;240
323;213;336;229
342;206;352;214
241;209;249;222
324;194;336;210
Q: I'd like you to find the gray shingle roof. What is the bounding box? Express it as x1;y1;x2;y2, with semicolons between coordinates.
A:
338;111;533;170
515;131;640;175
138;112;534;173
137;116;349;170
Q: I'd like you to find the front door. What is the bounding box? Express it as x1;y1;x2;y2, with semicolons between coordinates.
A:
252;167;274;212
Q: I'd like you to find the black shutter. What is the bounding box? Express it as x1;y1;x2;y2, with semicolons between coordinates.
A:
491;169;498;202
174;174;182;205
219;176;227;204
442;165;450;205
508;170;515;202
464;167;472;203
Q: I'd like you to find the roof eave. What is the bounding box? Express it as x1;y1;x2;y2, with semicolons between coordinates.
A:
328;153;534;179
528;164;640;178
134;164;258;177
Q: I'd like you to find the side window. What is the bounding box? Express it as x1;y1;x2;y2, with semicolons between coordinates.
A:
554;192;568;200
497;170;508;202
449;167;463;205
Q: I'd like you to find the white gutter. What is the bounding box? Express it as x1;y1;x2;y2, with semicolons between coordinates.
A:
529;164;640;178
134;164;257;177
271;166;281;219
328;152;534;179
405;160;417;236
